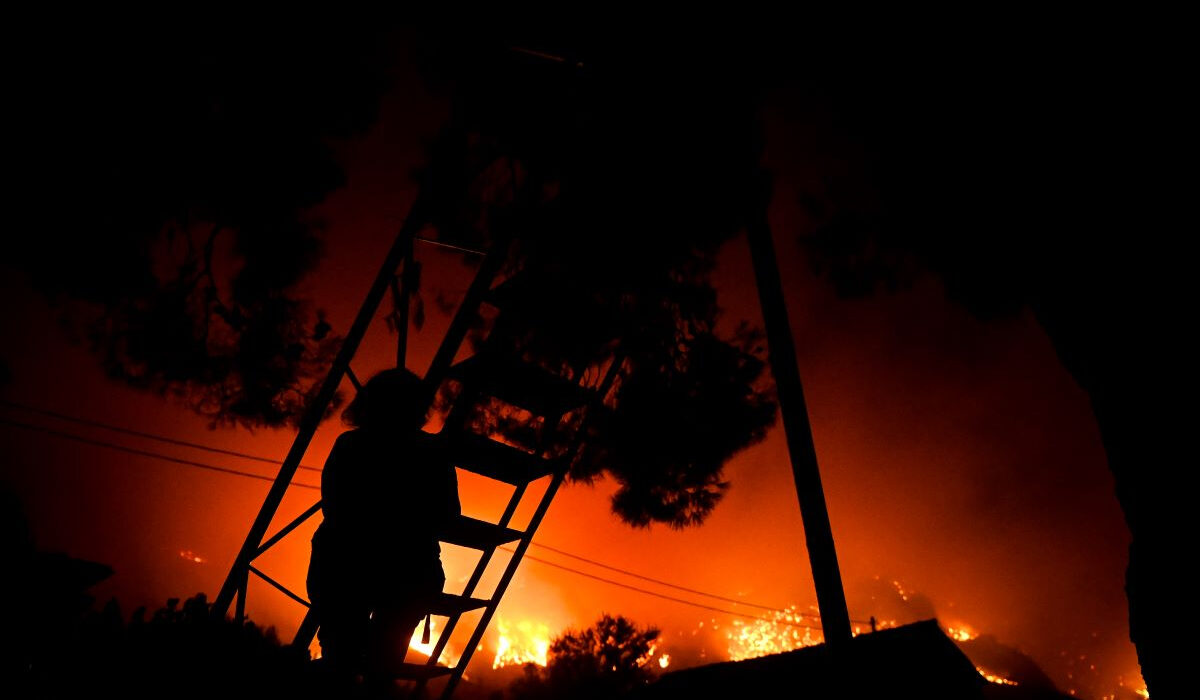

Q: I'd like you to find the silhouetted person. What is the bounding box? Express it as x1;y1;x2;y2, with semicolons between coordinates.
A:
306;368;460;683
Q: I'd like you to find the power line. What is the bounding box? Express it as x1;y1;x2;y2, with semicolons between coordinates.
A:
0;417;319;490
499;546;822;631
0;399;322;473
515;545;871;627
1;408;868;626
527;541;813;618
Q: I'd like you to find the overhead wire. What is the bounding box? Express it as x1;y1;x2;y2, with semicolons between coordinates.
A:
0;417;319;490
0;398;322;472
1;403;872;627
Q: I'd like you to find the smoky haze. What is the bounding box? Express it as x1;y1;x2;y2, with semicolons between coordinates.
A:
0;25;1140;699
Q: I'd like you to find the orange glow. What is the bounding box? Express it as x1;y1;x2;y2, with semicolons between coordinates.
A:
0;173;1144;700
178;549;204;564
943;622;978;642
492;617;551;669
725;606;824;661
408;617;458;666
634;641;670;669
976;667;1019;686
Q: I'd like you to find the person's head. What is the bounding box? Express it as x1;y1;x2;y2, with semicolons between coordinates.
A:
341;368;427;431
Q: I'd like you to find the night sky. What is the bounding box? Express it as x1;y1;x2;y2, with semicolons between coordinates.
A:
1;22;1155;698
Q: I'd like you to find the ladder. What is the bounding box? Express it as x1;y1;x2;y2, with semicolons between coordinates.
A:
210;198;621;698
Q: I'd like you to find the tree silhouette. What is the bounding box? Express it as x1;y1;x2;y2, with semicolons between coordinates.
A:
509;614;663;700
766;26;1186;697
14;26;779;529
412;38;779;528
14;23;392;428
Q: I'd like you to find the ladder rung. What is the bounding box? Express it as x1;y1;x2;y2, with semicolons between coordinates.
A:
391;662;454;681
446;431;556;485
441;515;523;551
448;353;595;417
429;592;489;617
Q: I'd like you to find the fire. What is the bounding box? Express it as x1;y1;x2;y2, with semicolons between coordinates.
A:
944;622;978;642
976;667;1019;686
726;606;824;662
492;617;551;669
178;549;204;564
634;641;670;670
408;617;457;666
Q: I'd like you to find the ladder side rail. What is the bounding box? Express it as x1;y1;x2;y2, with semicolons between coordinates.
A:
421;238;512;394
421;479;529;672
439;354;625;699
211;203;428;619
440;470;567;700
415;244;518;667
293;609;320;648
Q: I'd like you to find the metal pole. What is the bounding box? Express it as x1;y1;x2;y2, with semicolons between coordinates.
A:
745;176;852;644
394;235;416;368
211;200;427;619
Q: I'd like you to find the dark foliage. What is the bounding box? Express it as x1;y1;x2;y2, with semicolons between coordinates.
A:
12;25;779;528
509;614;662;700
10;591;330;700
760;23;1189;699
416;38;779;528
13;22;393;428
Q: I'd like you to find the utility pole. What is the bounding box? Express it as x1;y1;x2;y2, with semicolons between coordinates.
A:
746;175;853;644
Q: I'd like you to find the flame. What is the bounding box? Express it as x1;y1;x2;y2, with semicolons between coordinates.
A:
1135;689;1150;699
635;641;658;668
944;622;978;642
976;667;1019;686
492;617;551;669
725;606;824;662
408;617;457;666
634;641;670;670
178;549;204;564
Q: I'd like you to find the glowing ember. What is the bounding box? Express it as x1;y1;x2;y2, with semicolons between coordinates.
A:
658;654;671;669
726;606;824;661
492;617;551;669
944;622;978;642
178;549;204;564
408;617;457;666
976;667;1019;686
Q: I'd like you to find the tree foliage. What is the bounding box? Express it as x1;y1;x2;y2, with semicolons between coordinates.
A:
509;614;663;700
16;27;779;527
418;38;779;528
15;23;391;428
